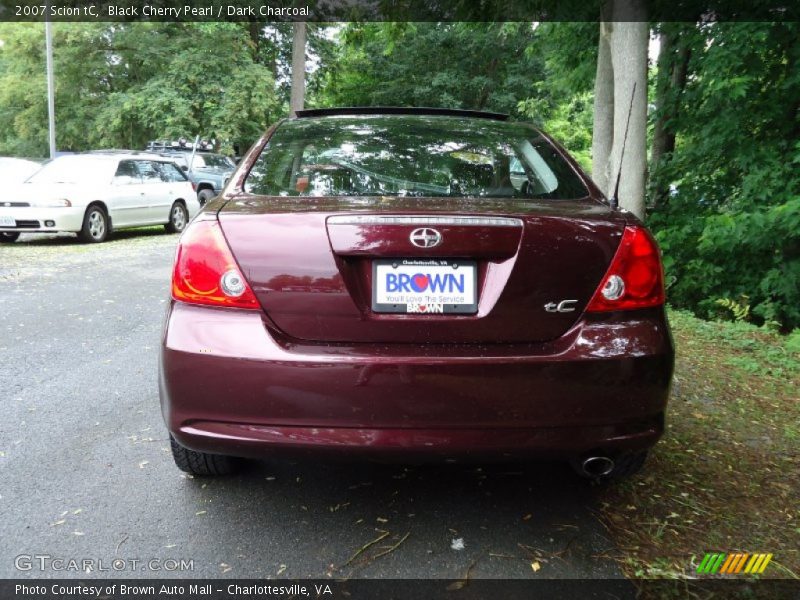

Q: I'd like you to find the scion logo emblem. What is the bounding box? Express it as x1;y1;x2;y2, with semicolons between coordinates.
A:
409;227;442;249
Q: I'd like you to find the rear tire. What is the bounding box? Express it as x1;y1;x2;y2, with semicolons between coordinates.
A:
165;201;188;234
608;451;648;480
79;205;108;243
170;435;238;476
0;232;20;243
197;189;215;207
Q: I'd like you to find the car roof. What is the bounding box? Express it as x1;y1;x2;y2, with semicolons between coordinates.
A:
81;151;179;161
159;150;223;156
294;107;509;121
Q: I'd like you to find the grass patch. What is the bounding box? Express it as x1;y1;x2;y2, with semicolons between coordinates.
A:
597;309;800;582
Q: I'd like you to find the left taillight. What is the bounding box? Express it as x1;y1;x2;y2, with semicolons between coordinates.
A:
171;218;259;309
586;225;665;312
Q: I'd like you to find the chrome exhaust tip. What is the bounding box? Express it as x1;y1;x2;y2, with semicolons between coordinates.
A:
581;456;615;477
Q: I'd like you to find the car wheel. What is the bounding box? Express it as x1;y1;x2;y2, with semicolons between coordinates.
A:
197;188;215;207
170;435;238;476
0;232;20;243
165;201;188;234
79;205;108;243
607;451;648;480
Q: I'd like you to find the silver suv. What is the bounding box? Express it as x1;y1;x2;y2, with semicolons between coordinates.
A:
158;151;236;206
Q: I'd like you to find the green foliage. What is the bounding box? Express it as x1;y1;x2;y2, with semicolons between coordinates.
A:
516;22;597;169
322;23;544;116
519;91;593;171
648;22;800;330
0;22;282;155
714;297;750;323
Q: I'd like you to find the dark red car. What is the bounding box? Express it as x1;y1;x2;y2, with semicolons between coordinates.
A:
159;108;674;480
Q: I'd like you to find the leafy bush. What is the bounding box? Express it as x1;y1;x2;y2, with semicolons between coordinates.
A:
648;22;800;332
652;198;800;331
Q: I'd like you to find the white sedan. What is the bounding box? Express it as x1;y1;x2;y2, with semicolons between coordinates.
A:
0;153;200;243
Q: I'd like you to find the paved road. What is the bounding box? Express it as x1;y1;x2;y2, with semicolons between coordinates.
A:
0;231;626;581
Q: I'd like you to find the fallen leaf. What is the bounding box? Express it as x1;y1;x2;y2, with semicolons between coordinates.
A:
277;564;287;575
531;561;541;572
451;538;465;551
522;514;532;521
446;581;466;590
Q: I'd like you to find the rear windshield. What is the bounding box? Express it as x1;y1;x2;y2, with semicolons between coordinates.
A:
244;115;588;200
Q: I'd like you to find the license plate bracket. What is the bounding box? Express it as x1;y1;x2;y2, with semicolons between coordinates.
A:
372;259;478;314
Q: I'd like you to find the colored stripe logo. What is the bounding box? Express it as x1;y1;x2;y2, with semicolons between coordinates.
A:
697;553;772;574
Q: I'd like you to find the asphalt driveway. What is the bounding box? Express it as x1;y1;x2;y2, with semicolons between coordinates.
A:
0;230;626;580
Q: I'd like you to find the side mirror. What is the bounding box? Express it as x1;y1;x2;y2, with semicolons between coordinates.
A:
180;165;188;172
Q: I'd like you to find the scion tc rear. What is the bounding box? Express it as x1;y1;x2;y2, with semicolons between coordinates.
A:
159;108;674;480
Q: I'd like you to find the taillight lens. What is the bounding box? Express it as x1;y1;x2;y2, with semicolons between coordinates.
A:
171;218;259;309
586;225;665;312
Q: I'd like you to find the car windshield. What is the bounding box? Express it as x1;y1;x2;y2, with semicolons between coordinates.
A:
26;156;114;185
244;115;589;199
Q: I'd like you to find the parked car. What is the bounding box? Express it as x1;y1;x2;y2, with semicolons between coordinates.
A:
160;107;674;481
158;150;235;206
0;153;198;243
0;157;46;242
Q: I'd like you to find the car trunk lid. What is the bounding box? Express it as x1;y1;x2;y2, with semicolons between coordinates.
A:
218;195;626;344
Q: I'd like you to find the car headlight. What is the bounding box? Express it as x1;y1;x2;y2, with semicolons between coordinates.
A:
39;198;72;207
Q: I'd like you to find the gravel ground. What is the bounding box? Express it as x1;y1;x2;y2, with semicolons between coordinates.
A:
0;230;628;582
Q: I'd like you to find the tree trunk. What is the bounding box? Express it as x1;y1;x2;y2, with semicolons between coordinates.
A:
592;20;614;195
608;0;648;219
290;22;306;117
650;27;690;207
650;31;673;170
248;22;261;60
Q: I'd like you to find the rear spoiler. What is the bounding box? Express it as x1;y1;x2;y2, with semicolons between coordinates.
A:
295;107;509;121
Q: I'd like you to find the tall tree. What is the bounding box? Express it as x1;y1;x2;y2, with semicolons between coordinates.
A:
289;22;306;116
591;0;649;218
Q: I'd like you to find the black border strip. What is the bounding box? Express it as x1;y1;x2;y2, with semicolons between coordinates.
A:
2;0;800;22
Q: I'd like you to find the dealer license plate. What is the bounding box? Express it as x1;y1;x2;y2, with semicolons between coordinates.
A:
372;259;478;314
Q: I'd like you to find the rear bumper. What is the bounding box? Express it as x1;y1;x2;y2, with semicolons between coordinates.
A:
160;303;674;461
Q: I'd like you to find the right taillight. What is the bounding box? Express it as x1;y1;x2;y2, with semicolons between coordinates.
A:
586;225;665;312
171;217;259;310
